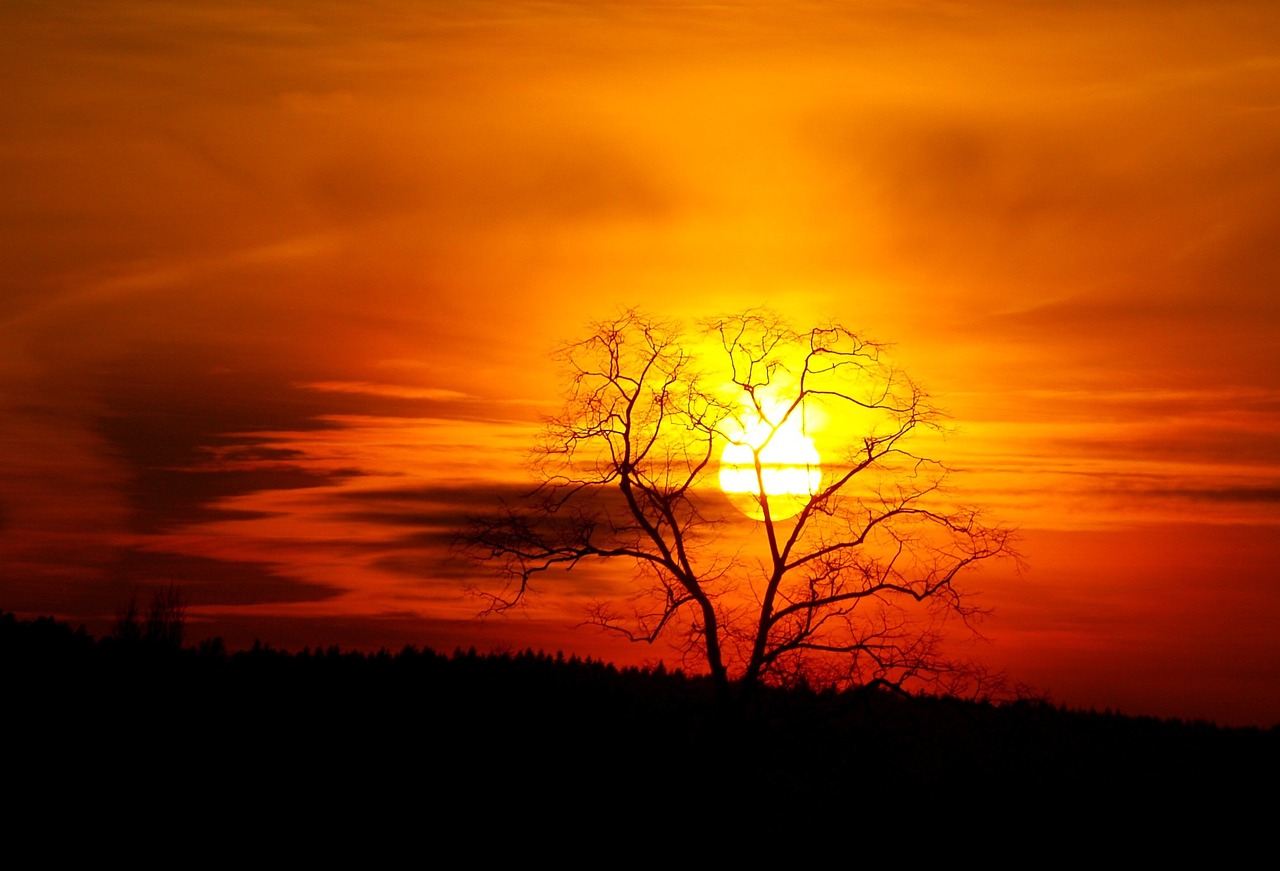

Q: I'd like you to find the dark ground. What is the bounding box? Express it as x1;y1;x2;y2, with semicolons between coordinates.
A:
5;611;1276;833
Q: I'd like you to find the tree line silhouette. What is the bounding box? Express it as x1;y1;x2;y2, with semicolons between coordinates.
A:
5;608;1277;815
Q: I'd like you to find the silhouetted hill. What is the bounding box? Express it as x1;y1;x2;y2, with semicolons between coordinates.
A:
4;611;1277;825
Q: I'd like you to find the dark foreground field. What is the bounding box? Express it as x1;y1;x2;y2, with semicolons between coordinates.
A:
5;612;1277;828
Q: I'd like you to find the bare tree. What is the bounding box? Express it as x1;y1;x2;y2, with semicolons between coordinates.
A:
112;585;187;649
144;584;186;649
466;310;1015;701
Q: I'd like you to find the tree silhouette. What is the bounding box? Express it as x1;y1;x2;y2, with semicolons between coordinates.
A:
112;585;187;649
467;310;1015;701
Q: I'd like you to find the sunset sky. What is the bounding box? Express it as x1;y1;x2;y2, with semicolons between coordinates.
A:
3;1;1280;726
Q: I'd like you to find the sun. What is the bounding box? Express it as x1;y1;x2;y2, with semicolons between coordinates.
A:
718;398;823;520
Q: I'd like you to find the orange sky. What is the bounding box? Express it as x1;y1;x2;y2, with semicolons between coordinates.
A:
3;1;1280;726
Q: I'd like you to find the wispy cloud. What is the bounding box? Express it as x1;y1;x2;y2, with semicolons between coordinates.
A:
300;381;469;401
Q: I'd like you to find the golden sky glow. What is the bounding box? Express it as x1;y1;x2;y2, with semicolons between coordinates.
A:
2;1;1280;725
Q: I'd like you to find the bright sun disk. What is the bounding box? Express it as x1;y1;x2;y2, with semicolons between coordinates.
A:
718;402;822;520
